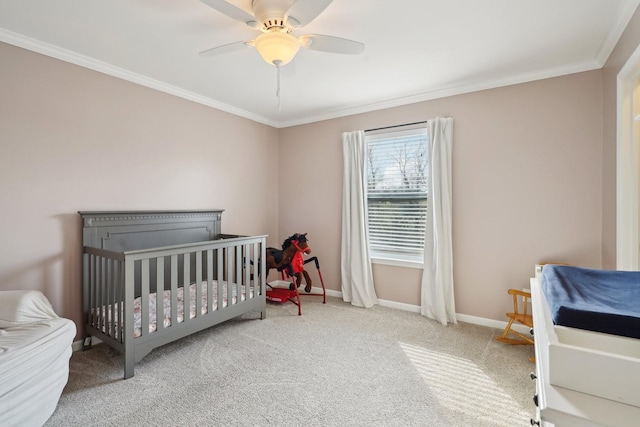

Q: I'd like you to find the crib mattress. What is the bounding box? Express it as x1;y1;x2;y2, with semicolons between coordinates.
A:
99;281;253;338
541;265;640;339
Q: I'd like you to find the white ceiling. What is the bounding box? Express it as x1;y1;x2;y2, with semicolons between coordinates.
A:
1;0;639;128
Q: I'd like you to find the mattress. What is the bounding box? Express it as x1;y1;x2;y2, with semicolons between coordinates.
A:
541;265;640;339
98;280;254;338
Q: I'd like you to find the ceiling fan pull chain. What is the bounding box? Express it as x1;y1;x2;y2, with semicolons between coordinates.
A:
275;60;282;111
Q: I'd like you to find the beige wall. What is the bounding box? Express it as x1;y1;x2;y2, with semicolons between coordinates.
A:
0;42;280;334
279;71;604;321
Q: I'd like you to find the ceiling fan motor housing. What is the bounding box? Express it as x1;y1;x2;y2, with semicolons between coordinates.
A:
252;0;296;31
252;0;294;26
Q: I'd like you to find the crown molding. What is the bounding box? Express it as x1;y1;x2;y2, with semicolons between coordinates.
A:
595;0;640;66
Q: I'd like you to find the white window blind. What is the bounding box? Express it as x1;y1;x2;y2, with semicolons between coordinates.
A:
366;127;429;263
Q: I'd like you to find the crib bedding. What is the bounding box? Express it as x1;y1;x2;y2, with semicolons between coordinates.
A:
98;280;254;338
541;265;640;339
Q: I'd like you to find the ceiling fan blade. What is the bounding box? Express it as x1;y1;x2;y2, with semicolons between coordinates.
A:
285;0;333;28
200;0;256;24
299;34;364;55
199;40;253;57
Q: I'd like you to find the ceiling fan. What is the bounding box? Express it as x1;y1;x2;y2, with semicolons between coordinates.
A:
198;0;365;66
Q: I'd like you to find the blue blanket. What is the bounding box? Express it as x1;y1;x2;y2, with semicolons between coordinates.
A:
541;265;640;339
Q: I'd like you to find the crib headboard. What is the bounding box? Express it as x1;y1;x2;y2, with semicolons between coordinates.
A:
79;210;223;251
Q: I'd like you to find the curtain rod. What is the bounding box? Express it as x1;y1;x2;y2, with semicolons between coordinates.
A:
365;120;429;133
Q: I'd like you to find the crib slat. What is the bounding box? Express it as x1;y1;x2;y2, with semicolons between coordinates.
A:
112;259;120;340
226;246;233;306
124;257;135;379
195;250;202;319
141;259;150;337
217;248;224;310
88;254;96;328
251;242;259;297
257;242;263;294
102;257;109;333
183;253;190;323
246;244;253;298
103;257;109;332
252;243;258;296
98;256;104;332
104;258;109;336
108;258;115;338
104;258;110;334
206;249;213;313
156;256;164;333
105;258;110;336
260;242;266;297
170;255;178;329
118;260;124;342
236;244;242;301
94;256;100;332
82;253;89;328
243;244;250;298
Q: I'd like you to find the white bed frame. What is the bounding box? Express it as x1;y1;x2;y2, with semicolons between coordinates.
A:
530;266;640;426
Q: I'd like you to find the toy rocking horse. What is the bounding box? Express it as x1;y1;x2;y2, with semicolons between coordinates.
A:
281;233;313;292
264;233;310;284
279;233;326;300
265;233;326;315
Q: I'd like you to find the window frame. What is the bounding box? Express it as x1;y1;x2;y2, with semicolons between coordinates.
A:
365;125;429;268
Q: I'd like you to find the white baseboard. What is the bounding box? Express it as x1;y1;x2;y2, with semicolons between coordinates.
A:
323;288;342;298
456;313;530;335
377;299;523;333
378;298;421;313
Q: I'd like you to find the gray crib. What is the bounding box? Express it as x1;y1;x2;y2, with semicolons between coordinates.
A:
79;210;266;379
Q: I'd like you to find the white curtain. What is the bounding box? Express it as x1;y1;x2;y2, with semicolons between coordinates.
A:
341;130;378;308
421;118;456;325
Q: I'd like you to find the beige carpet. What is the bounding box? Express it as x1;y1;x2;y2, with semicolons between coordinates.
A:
45;297;536;426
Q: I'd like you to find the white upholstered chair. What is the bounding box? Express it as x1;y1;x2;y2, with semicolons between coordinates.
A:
0;290;76;426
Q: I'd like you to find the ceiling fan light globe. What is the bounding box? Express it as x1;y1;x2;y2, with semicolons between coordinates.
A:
254;32;300;66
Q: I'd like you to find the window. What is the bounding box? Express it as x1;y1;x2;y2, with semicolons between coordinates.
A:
365;126;429;266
